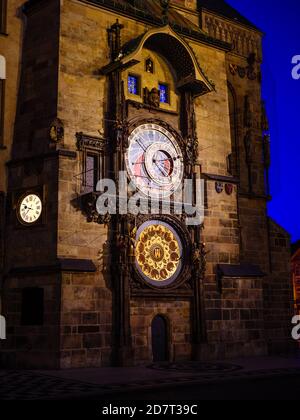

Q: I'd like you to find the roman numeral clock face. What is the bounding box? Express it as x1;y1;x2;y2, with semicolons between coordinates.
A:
125;124;184;198
17;194;43;225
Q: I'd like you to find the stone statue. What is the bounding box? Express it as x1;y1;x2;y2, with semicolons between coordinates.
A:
144;87;160;108
49;117;64;144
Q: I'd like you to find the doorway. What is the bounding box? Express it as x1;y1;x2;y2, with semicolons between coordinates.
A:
151;315;169;362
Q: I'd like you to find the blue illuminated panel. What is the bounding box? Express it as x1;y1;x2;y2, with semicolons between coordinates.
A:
159;84;169;103
128;75;139;95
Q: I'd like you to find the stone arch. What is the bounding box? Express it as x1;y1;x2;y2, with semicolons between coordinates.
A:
119;25;214;97
151;314;170;362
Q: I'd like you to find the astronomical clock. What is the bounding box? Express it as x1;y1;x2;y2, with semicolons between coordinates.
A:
98;22;214;363
124;121;191;291
125;123;184;198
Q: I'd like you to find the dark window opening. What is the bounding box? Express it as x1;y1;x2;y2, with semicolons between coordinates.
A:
84;153;100;193
151;315;169;362
0;0;7;34
159;83;169;104
21;288;44;326
76;133;106;194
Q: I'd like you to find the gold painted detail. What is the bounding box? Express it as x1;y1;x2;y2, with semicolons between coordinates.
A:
136;224;181;282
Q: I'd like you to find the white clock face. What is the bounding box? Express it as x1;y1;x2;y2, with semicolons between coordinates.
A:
18;194;43;225
125;124;184;198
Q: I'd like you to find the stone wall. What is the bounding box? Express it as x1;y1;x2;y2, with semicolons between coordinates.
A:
0;0;294;368
130;298;191;364
0;273;60;369
201;276;266;360
12;0;60;159
264;219;294;353
0;0;25;191
60;272;112;368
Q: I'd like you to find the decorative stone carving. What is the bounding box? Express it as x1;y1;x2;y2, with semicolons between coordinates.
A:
225;184;234;195
229;55;260;82
192;242;207;279
238;66;246;79
49;117;64;144
76;132;107;152
143;87;160;108
204;14;262;61
81;192;111;225
186;136;198;167
215;182;224;194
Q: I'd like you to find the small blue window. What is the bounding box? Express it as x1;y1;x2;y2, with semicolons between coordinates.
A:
128;75;139;95
159;84;169;104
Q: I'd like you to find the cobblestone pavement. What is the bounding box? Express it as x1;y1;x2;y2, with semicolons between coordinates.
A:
0;370;101;400
1;359;300;400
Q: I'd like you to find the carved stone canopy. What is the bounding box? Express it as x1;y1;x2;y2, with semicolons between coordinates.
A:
101;25;214;97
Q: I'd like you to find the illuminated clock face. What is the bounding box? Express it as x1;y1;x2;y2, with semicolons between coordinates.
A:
18;194;43;225
125;124;184;198
135;221;183;287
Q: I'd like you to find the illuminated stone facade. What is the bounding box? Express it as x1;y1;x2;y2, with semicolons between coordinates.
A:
292;246;300;315
0;0;294;368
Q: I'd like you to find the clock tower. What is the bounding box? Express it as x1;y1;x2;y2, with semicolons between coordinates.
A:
0;0;294;369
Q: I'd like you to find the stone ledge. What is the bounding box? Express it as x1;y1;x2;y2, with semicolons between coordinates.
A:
8;258;97;277
217;264;265;279
202;173;239;184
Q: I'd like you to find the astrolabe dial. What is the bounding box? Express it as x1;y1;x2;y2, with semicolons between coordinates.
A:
125;123;184;198
135;221;183;287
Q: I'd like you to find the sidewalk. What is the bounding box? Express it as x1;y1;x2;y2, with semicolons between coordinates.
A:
1;356;300;400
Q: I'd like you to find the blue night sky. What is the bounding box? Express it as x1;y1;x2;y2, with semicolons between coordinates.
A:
226;0;300;243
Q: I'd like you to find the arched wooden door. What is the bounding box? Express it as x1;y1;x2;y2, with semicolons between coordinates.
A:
151;315;169;362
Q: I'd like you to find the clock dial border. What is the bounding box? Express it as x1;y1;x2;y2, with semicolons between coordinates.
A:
17;193;43;226
125;120;185;198
132;216;192;292
13;186;46;228
135;220;183;288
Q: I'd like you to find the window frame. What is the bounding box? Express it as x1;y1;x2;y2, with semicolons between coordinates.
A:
128;73;141;96
76;133;107;194
158;82;170;105
84;152;100;193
